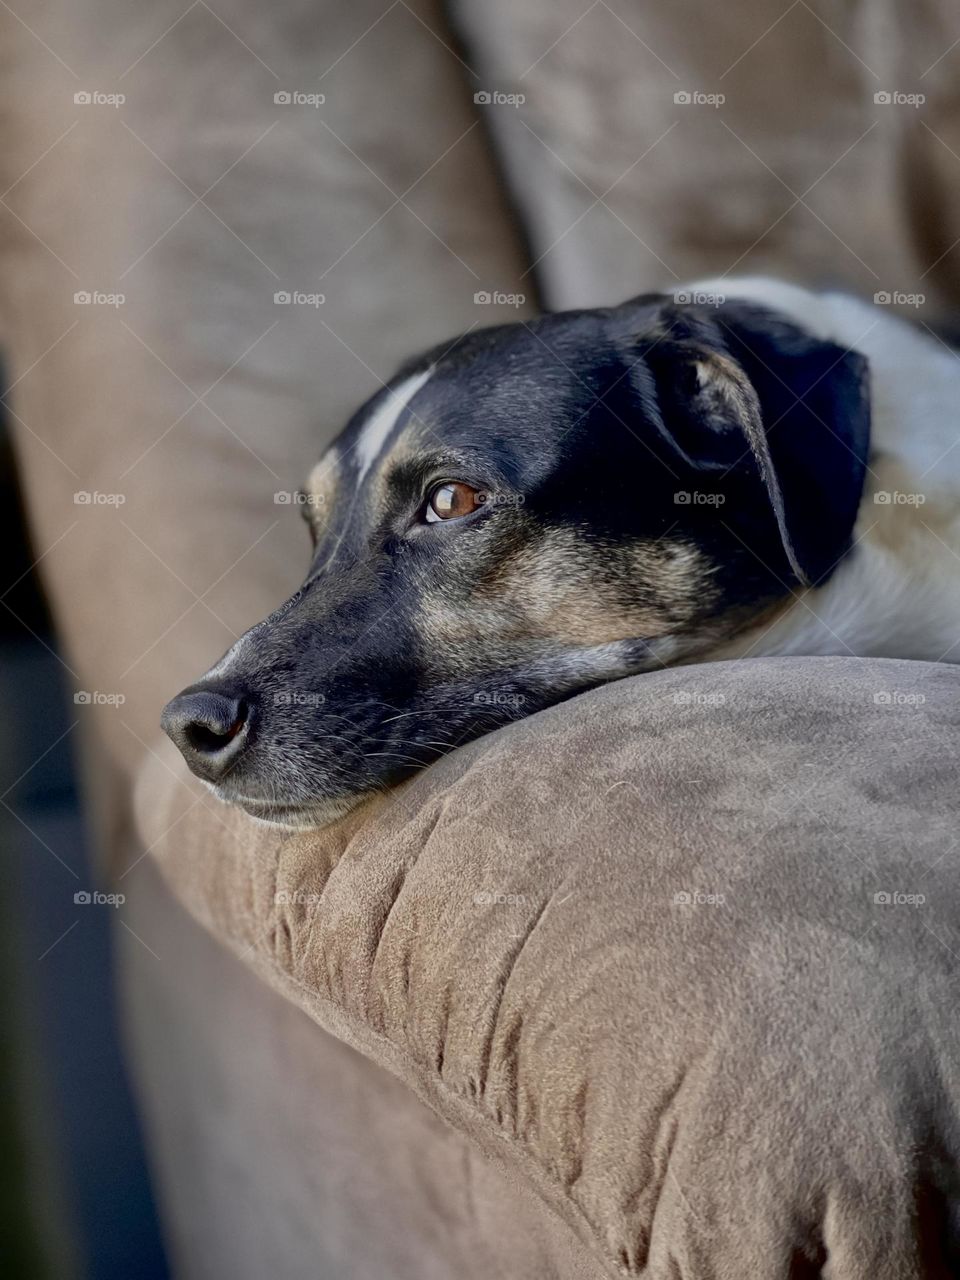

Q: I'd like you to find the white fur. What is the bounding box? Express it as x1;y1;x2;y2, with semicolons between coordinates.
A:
355;367;433;484
689;277;960;663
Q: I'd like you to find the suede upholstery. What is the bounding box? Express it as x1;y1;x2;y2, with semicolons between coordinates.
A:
135;656;960;1278
4;0;960;1276
450;0;960;311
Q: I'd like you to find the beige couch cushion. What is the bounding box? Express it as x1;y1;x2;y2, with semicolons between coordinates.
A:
136;655;960;1278
119;854;604;1279
451;0;960;311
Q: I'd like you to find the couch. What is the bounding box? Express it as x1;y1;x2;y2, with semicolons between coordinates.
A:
4;1;960;1275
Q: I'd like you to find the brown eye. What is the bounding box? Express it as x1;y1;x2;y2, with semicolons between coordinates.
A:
425;482;483;523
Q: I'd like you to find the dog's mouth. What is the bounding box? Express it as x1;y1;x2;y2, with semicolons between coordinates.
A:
235;799;319;829
204;782;369;831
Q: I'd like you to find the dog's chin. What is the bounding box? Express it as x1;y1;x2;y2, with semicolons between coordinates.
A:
201;781;369;831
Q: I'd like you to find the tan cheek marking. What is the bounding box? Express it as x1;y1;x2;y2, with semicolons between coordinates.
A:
421;530;718;653
366;438;415;514
496;542;648;646
625;541;719;623
307;456;340;532
499;535;715;646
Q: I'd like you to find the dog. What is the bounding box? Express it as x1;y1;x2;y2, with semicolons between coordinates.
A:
161;277;960;828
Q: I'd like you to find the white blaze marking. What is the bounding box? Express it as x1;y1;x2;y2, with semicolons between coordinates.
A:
355;367;433;484
200;370;432;681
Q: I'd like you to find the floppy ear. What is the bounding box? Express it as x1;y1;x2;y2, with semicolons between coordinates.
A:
635;301;871;588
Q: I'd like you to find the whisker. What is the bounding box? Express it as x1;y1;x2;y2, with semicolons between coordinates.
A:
364;752;436;768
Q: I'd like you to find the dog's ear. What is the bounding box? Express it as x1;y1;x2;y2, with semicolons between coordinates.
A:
629;300;871;588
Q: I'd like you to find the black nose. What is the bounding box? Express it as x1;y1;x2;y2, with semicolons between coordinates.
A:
160;687;251;782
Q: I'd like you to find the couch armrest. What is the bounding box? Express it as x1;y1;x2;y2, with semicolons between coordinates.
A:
134;656;960;1278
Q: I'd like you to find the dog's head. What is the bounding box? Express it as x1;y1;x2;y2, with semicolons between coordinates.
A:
161;293;870;827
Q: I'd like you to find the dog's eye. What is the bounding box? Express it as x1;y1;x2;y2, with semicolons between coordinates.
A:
425;482;483;523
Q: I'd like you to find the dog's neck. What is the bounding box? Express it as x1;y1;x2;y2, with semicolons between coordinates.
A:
712;463;960;664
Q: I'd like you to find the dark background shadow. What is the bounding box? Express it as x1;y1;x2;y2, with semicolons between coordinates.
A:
0;410;167;1279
